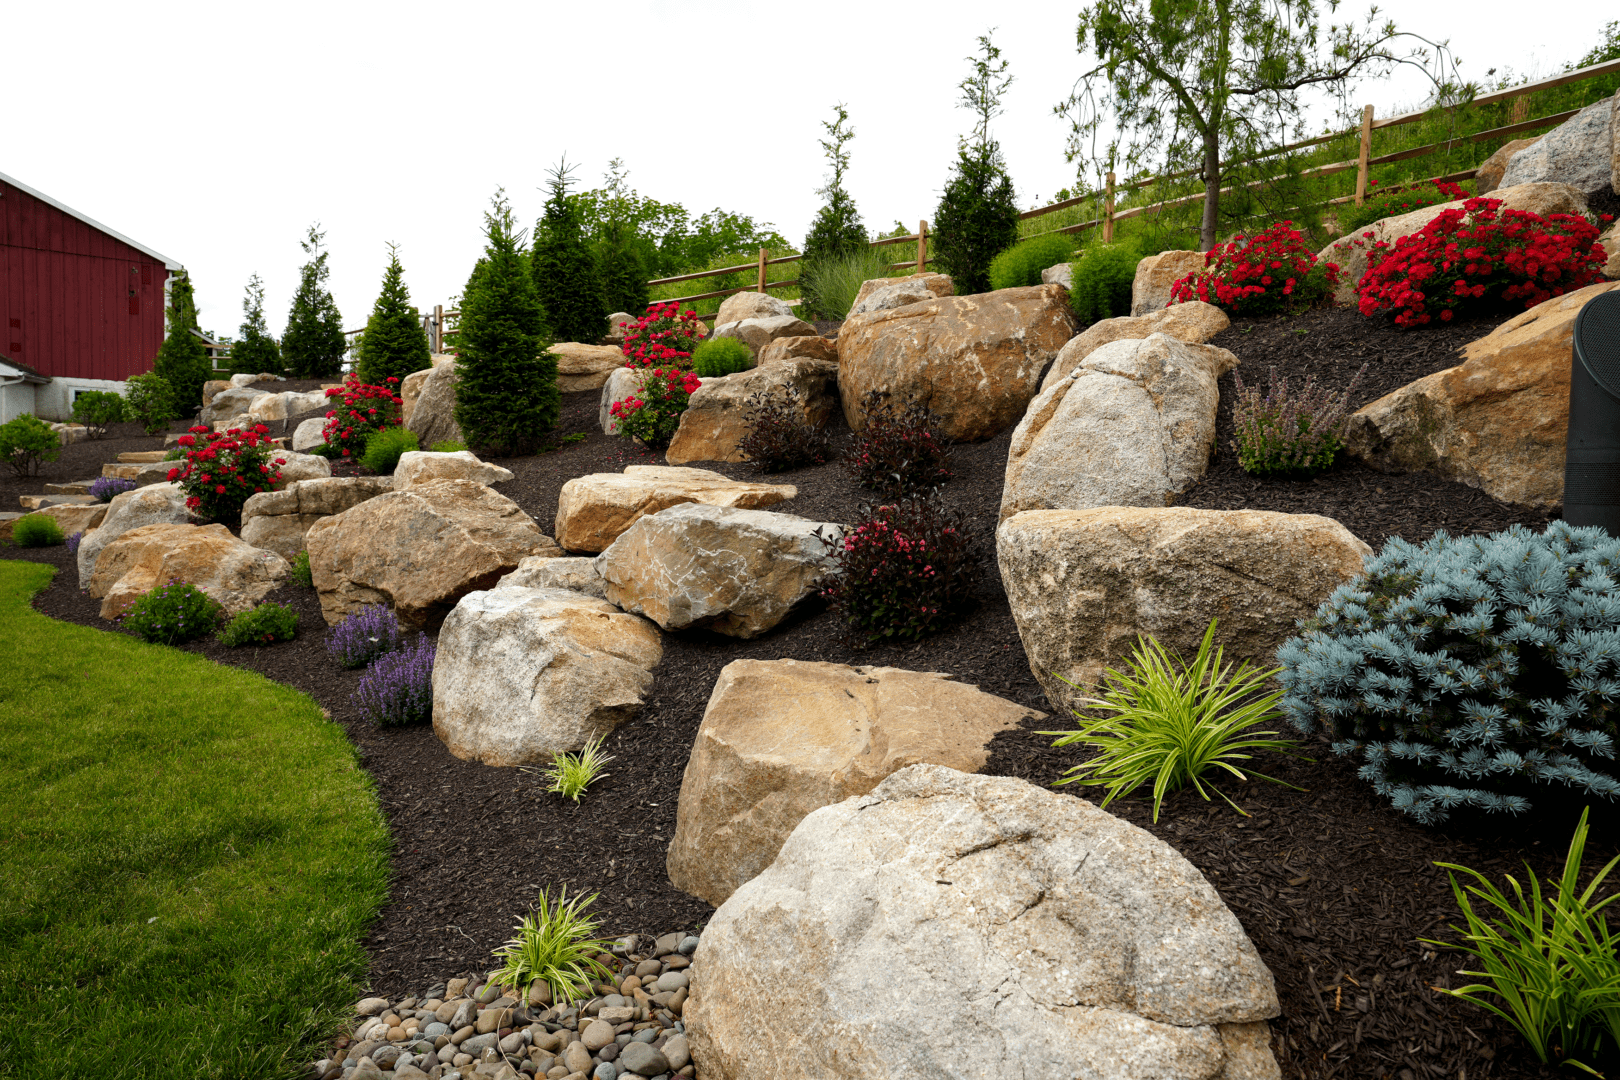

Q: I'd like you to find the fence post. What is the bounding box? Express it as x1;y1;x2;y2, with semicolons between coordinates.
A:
1102;172;1116;244
756;248;767;293
433;304;443;353
917;221;928;273
1355;104;1374;206
1511;95;1529;124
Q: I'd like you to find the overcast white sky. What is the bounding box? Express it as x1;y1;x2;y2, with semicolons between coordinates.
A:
7;0;1611;341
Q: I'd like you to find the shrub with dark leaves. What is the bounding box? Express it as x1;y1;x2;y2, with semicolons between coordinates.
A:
816;492;980;644
737;387;833;473
117;581;223;645
843;392;952;498
326;603;402;670
355;637;435;726
90;476;136;503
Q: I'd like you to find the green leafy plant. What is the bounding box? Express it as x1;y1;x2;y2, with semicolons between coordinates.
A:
933;33;1021;294
801;103;869;294
358;426;419;474
691;336;753;378
117;581;224;645
429;440;468;453
989;232;1075;291
1424;808;1620;1074
1339;178;1471;237
71;391;125;437
489;887;618;1004
1069;243;1144;325
123;372;177;435
1041;619;1304;822
356;243;432;386
10;514;65;548
290;550;313;588
217;603;299;647
1231;365;1365;478
542;735;615;802
0;414;62;477
231;273;282;376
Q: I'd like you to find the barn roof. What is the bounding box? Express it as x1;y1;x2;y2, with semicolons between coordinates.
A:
0;169;184;271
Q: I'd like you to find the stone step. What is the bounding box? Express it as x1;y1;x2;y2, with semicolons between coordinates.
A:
116;451;169;463
44;480;95;495
19;494;98;510
101;463;141;480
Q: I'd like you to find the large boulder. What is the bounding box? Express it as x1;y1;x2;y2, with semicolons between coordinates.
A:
665;359;839;466
249;389;326;423
403;357;461;449
200;386;267;426
715;292;794;325
1475;136;1542;194
394;450;513;489
757;335;837;365
76;482;192;587
554;466;796;554
598;366;642;435
291;417;326;452
102;459;180;488
240;476;395;561
495;555;607;599
605;312;635;342
1004;334;1238;522
549;343;627;393
305;478;562;629
1499;94;1618;195
847;272;953;317
433;587;662;766
710;315;818;360
999;507;1370;711
836;285;1076;442
270;450;332;488
399;356;454;426
35;501;107;535
1131;250;1207;315
1039;302;1230;394
667;660;1043;907
89;522;289;620
595;503;838;638
686;764;1282;1080
1344;280;1620;507
201;379;232;408
230;373;281;389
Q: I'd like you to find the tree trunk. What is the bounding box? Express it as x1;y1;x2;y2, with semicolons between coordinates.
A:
1199;127;1221;252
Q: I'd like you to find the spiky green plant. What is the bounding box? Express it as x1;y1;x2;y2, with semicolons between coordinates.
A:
1040;618;1304;821
544;735;614;802
489;887;617;1004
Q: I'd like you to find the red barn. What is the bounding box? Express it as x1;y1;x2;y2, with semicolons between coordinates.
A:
0;169;183;422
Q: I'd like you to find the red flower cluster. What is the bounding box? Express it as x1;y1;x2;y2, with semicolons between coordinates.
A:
166;424;286;523
320;374;404;457
1169;221;1342;315
619;302;707;369
1353;197;1610;327
609;367;704;448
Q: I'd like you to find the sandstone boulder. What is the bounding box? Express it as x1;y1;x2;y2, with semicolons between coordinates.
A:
1476;136;1542;194
48;423;89;447
230;373;281;389
1131;250;1207;315
292;416;327;452
555;466;796;554
1039;302;1230;394
249;389;326;423
598;366;643;435
711;315;818;359
394;450;513;489
433;586;662;766
102;459;177;488
35;502;107;535
1344;280;1620;507
270;450;331;488
240;476;395;561
665;359;839;466
306;478;562;628
201;379;232;408
998;507;1369;711
605;312;635;341
200;386;267;425
595;503;838;638
1041;262;1073;289
847;272;953;317
399;358;454;427
549;343;627;393
686;764;1282;1080
89;522;290;620
715;292;794;325
403;357;461;449
495;555;607;599
837;285;1075;442
667;660;1043;907
1601;223;1620;280
756;335;837;365
1499;95;1617;194
76;482;193;587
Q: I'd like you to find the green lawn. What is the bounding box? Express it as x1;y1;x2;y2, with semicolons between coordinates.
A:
0;561;390;1078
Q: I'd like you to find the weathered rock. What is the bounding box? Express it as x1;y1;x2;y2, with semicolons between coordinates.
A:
403;358;461;449
399;357;454;427
494;555;607;599
240;476;395;561
270;450;331;488
685;764;1282;1080
1499;95;1617;194
1344;280;1620;507
292;416;327;452
665;359;839;466
230;372;281;389
1475;136;1542;194
101;459;176;488
249;389;326;423
998;507;1369;711
715;292;794;325
306;479;562;628
76;482;192;587
1005;335;1238;522
554;466;796;554
394;450;513;489
48;423;89;447
756;335;838;365
1131;250;1207;315
214;413;253;434
1601;223;1620;280
1039;302;1231;394
549;343;627;393
200;386;267;425
117;451;168;463
201;379;232;408
1040;262;1073;289
711;315;818;359
848;272;953;317
433;587;662;766
837;285;1076;442
596;503;838;637
598;366;643;435
35;501;107;535
605;312;635;341
90;522;290;620
667;659;1044;907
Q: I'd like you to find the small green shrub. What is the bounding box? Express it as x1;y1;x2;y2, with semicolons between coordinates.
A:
217;603;299;647
122;372;177;435
359;427;419;474
988;233;1075;291
542;735;614;801
691;336;754;378
117;581;223;645
0;414;61;478
1069;244;1142;326
430;440;468;453
71;391;125;437
10;514;65;547
1041;619;1304;822
490;887;617;1005
290;550;313;588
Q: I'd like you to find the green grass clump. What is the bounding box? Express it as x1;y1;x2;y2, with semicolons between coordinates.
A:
541;734;614;802
217;603;299;647
0;561;390;1078
10;513;65;548
358;426;419;474
691;336;754;378
489;886;617;1004
988;233;1075;291
429;440;468;453
801;247;905;319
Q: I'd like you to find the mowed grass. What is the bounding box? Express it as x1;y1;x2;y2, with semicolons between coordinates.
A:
0;561;390;1078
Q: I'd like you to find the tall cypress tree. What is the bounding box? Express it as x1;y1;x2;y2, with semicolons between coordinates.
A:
531;158;606;344
456;191;558;457
597;218;649;318
152;272;211;414
231;273;281;375
357;244;432;385
282;224;346;378
933;33;1020;294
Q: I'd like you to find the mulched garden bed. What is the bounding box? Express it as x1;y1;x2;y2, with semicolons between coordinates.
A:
9;308;1611;1078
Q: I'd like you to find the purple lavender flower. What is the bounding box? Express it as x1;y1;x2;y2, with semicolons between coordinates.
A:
66;531;83;554
354;637;435;726
326;603;402;669
90;476;137;503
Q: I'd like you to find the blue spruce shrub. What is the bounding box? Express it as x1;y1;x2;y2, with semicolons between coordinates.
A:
1277;522;1620;824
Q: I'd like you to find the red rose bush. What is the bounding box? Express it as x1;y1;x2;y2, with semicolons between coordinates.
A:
167;425;286;523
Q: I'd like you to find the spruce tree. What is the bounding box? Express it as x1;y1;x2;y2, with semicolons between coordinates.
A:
152;272;211;414
801;104;868;267
531;158;606;344
231;273;282;375
456;191;558;457
933;33;1021;295
357;244;432;385
282;224;346;378
597;218;649;318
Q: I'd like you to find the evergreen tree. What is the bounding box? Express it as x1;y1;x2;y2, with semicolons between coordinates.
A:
356;243;432;385
598;218;649;318
531;158;606;344
152;272;211;415
282;224;346;378
934;33;1021;294
231;273;281;375
457;190;558;457
801;104;868;267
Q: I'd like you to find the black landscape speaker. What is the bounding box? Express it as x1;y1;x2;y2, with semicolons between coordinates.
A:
1565;289;1620;532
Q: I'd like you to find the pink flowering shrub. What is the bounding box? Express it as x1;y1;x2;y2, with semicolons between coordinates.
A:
619;302;707;369
843;391;953;498
166;425;285;523
1169;221;1341;315
609;367;703;448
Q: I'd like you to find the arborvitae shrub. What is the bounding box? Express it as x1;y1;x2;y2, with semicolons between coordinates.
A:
1069;244;1142;325
153;272;212;412
356;245;432;386
932;141;1019;294
691;337;753;378
532;164;607;344
988;233;1074;291
1278;522;1620;823
282;225;346;379
232;273;282;376
597;221;649;319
